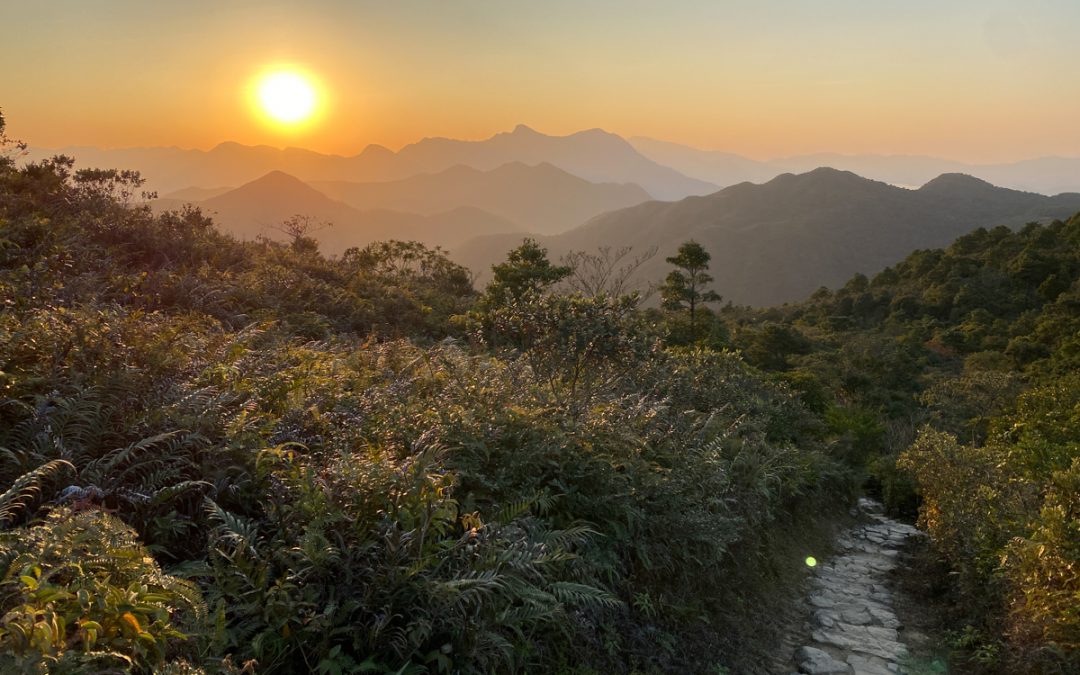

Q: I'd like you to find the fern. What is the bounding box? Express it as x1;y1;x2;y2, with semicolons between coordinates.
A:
549;581;623;610
86;430;185;480
149;480;212;507
203;497;260;556
157;574;208;623
0;460;74;526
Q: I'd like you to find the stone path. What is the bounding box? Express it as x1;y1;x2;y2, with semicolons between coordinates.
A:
790;498;924;675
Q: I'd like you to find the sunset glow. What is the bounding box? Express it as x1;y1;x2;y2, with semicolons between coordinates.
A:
253;69;320;129
4;2;1080;161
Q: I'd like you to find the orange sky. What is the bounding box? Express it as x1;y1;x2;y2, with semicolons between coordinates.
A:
4;1;1080;163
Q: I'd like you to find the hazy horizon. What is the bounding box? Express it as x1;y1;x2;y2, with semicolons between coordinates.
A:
6;0;1080;164
21;124;1080;167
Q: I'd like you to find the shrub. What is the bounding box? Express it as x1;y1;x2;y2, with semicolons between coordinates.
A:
0;508;205;672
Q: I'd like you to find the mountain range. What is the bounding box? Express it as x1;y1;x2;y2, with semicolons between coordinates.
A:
630;137;1080;195
152;159;654;249
27;123;1080;306
30;125;716;200
453;169;1080;306
33;123;1080;209
309;161;649;234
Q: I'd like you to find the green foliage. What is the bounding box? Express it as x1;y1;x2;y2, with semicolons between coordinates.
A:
658;241;721;339
341;240;476;337
0;461;73;527
724;211;1080;667
899;375;1080;670
477;293;648;414
737;322;811;371
0;142;848;672
0;508;205;672
481;238;570;307
825;405;884;466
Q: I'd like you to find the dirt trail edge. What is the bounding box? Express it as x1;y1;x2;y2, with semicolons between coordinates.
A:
788;497;926;675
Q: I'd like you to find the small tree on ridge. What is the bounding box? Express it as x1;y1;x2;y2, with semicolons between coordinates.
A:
660;240;721;338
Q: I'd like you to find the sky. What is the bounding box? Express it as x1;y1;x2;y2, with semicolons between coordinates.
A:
4;0;1080;163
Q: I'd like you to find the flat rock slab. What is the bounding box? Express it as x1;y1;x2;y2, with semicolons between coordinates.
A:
796;645;853;674
792;498;921;675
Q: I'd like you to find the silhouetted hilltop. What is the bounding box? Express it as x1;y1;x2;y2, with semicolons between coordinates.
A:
916;172;998;194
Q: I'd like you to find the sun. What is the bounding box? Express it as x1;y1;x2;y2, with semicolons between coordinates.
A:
254;70;319;126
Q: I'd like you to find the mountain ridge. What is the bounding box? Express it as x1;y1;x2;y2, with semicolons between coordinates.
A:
30;125;715;199
452;169;1080;306
310;161;650;234
629;137;1080;195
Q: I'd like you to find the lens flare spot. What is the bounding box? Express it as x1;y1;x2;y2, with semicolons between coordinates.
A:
805;556;818;567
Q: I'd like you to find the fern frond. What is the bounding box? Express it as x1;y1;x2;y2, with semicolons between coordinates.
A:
89;431;184;477
548;581;623;610
203;498;260;555
0;459;74;526
432;570;504;611
149;480;213;507
156;575;208;622
494;498;533;524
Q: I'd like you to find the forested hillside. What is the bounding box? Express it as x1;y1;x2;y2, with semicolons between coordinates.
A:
3;108;1078;673
726;215;1080;672
0;120;847;673
454;168;1080;305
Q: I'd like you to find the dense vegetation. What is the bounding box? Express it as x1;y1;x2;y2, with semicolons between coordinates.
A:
5;107;1078;673
727;215;1080;672
0;115;848;673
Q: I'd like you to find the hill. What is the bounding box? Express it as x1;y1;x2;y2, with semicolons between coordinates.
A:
725;211;1080;672
311;161;650;234
454;168;1080;305
195;170;519;251
162;185;233;201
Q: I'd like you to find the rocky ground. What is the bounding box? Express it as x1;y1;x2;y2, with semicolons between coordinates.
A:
785;498;928;675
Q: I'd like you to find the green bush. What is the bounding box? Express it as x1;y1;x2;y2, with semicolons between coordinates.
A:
0;508;205;672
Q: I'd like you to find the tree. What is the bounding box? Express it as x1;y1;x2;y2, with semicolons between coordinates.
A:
659;241;721;337
560;245;657;298
0;108;28;171
272;213;330;252
483;238;570;306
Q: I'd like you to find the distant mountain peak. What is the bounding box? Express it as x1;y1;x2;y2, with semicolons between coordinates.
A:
569;127;622;141
210;141;245;151
230;170;329;198
358;143;393;158
253;169;303;184
805;166;857;177
210;141;277;153
919;172;997;192
511;123;540;135
763;166;875;190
